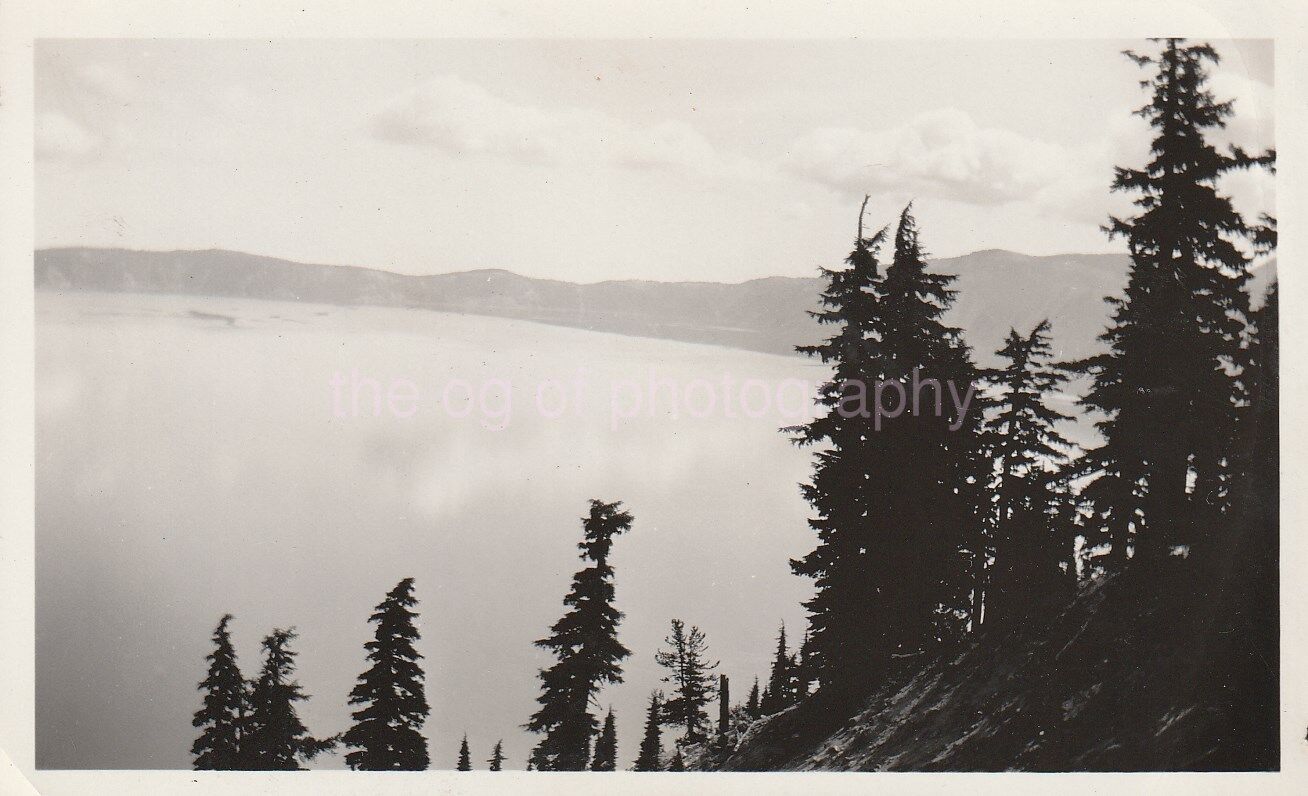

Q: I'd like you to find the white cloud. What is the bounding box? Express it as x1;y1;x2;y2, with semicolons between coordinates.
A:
370;75;758;179
36;111;99;161
782;60;1274;228
784;109;1072;206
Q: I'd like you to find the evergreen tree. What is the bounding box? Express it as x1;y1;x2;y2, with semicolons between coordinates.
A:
788;200;893;691
456;735;471;771
791;202;986;691
876;205;988;643
590;708;618;771
745;677;761;719
488;739;505;771
191;614;250;770
633;691;663;772
759;623;791;714
981;322;1078;625
1074;39;1275;565
525;500;634;770
341;578;430;770
667;749;686;771
242;628;335;770
654;619;719;742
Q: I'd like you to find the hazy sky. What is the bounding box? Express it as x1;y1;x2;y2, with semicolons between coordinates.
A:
36;39;1274;282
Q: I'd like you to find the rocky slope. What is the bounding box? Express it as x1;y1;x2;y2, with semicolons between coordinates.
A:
713;553;1277;772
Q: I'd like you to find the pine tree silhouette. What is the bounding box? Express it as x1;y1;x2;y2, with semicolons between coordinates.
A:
341;578;430;770
487;739;505;771
745;677;761;719
590;708;618;771
876;204;988;644
525;499;633;770
654;619;719;742
981;321;1078;625
242;628;336;770
633;691;663;771
788;200;894;692
1074;39;1275;566
759;623;790;714
456;734;471;771
791;202;987;692
191;614;251;770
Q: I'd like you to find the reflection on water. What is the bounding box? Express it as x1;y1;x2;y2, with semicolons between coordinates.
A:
36;291;821;770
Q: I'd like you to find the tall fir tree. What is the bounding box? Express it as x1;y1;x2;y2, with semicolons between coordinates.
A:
456;735;471;771
590;708;618;771
1074;39;1275;566
759;623;791;714
791;202;987;692
242;628;335;770
980;321;1079;625
875;204;989;644
745;677;761;719
525;500;634;770
488;739;505;771
341;578;430;770
654;619;719;742
191;614;250;770
788;200;893;692
633;691;664;772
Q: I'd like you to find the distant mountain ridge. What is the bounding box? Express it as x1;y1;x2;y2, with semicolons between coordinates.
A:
34;247;1275;365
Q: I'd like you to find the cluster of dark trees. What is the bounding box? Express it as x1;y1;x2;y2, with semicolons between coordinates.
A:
191;618;336;770
193;577;518;771
192;39;1277;772
524;501;736;771
192;578;450;770
788;37;1277;710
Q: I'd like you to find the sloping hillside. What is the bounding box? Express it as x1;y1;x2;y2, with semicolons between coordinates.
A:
715;552;1277;772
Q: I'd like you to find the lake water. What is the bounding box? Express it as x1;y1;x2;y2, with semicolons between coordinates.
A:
35;291;823;770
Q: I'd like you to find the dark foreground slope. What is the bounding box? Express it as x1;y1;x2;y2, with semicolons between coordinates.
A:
717;554;1277;772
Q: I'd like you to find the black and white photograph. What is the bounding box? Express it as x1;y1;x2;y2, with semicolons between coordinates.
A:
0;1;1303;792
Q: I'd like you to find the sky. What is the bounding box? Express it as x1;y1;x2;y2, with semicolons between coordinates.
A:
35;39;1274;282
